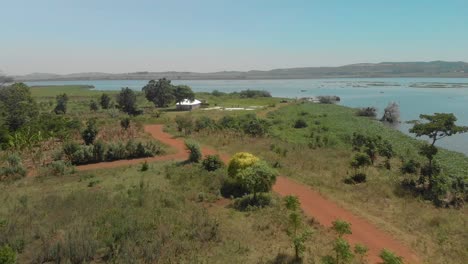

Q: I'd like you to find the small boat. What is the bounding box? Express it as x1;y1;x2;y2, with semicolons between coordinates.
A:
300;89;307;92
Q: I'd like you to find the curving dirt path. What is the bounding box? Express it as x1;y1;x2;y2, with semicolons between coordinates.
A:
76;124;420;264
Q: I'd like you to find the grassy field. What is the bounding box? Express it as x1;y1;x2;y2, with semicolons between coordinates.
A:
1;83;467;263
182;102;468;264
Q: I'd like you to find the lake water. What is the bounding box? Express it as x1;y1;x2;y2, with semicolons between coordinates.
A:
26;78;468;156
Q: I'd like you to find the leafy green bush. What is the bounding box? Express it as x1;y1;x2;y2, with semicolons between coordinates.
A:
140;161;149;172
106;141;127;161
201;155;224;171
120;117;131;130
379;249;403;264
217;116;239;130
344;173;367;184
175;115;193;135
233;193;272;211
92;140;106;162
0;154;27;181
185;140;202;163
195;116;216;132
81;119;98;145
234;161;277;198
400;159;420;174
0;245;16;264
47;160;72;176
293;119;308;128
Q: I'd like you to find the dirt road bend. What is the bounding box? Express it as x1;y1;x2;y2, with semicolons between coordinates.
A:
76;124;420;264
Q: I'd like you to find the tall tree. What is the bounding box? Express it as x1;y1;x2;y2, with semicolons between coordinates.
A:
410;113;468;146
116;87;138;115
173;85;195;104
0;83;38;131
142;78;175;107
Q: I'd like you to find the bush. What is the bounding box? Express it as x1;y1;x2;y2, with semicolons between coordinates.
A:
241;117;269;137
0;245;16;264
81;119;98;145
106;141;127;161
293;119;308;128
234;160;277;197
195;116;216;132
92;140;106;162
89;100;99;111
379;249;403;264
400;159;420;174
350;153;372;169
140;161;149;171
185;140;202;163
345;173;367;184
100;93;112;109
54;93;68;114
175;115;193;135
217;116;239;130
47;160;71;176
381;102;400;123
233;193;272;211
120;117;131;130
318;95;340;104
0;154;27;181
220;177;248;198
356;107;377;118
239;89;271;98
202;155;225;171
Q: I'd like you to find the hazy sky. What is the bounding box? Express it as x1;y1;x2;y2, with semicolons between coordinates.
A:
1;0;468;75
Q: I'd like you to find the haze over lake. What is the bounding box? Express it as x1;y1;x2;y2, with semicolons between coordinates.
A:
27;78;468;155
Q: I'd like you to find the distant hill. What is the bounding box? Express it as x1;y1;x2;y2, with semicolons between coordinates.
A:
14;61;468;81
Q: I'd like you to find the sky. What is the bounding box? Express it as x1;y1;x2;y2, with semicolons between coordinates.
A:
1;0;468;75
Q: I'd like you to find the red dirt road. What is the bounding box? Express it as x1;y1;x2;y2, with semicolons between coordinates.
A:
77;124;420;264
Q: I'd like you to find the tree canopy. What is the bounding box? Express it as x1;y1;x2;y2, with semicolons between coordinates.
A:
410;113;468;145
0;83;38;131
116;88;138;115
173;85;195;104
142;78;175;107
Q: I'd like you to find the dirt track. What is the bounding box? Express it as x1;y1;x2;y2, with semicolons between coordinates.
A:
77;124;420;264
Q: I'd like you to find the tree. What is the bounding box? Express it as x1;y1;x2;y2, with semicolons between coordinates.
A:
410;113;468;146
409;113;468;196
54;93;69;114
322;220;355;264
142;78;175;107
202;154;225;171
235;160;277;199
185;140;202;163
89;100;99;111
173;85;195;104
0;83;38;131
381;102;400;123
227;152;260;177
283;195;312;261
117;87;138;115
82;119;99;145
100;93;112;109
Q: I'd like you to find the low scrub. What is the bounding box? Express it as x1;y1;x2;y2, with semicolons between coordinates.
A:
233;193;273;211
61;140;164;165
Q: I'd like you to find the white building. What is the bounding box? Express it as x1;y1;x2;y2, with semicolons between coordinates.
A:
176;99;202;111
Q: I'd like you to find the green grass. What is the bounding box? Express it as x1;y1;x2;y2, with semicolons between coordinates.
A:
184;102;468;264
0;161;335;263
30;85;112;98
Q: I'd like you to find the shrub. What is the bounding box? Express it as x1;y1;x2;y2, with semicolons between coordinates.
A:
241;117;269;137
54;93;68;114
227;152;259;177
81;119;98;145
356;107;377;118
117;87;139;115
345;173;367;184
202;155;225;171
318;95;340;104
120;117;131;130
381;102;400;123
175;115;193;135
47;160;70;176
239;89;271;98
195;116;216;132
350;153;372;169
233;193;272;211
0;245;16;264
0;154;27;181
141;161;149;171
185;140;202;163
220;177;248;198
293;119;308;128
400;159;420;174
106;141;127;161
234;160;277;198
92;140;106;162
217;116;239;130
379;249;403;264
332;220;352;237
89;100;99;111
100;93;112;109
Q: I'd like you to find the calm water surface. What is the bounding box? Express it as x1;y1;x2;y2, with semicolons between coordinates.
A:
27;78;468;155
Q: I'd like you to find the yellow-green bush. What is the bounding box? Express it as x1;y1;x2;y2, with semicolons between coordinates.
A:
227;152;259;177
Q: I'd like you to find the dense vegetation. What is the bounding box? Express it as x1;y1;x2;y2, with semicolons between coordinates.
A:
0;81;467;263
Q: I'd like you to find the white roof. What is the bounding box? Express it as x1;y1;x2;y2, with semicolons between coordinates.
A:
177;99;201;106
